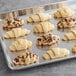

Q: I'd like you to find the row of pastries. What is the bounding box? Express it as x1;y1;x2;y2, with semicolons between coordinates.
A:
2;6;76;66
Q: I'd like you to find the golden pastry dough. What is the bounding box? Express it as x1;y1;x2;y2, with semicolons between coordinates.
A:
57;17;76;29
36;34;59;46
4;28;30;39
54;7;75;19
33;22;54;34
42;47;70;60
9;39;32;52
3;18;24;30
72;44;76;53
62;30;76;41
13;52;39;66
27;13;51;23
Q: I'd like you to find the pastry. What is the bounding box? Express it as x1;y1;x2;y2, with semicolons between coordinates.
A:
33;22;55;34
36;34;59;46
9;39;32;52
57;18;76;29
4;28;30;39
3;17;24;30
42;47;70;60
62;30;76;41
54;7;75;19
72;44;76;53
13;52;39;66
27;13;51;23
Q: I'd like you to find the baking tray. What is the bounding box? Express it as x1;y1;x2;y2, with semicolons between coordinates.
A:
0;1;76;70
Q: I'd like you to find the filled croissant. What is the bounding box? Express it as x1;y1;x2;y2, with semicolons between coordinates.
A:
57;17;76;29
54;7;75;19
42;47;70;60
9;39;32;52
33;22;54;34
72;44;76;53
13;52;39;66
36;34;59;46
4;28;30;39
2;17;24;31
27;13;51;23
62;30;76;41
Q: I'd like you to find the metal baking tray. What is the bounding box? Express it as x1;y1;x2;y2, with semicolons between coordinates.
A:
0;1;76;70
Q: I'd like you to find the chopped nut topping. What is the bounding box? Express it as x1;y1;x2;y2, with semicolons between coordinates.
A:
57;18;76;29
13;52;39;66
3;17;24;30
36;34;59;46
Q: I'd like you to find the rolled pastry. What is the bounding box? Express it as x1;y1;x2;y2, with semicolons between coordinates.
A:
57;17;76;29
54;7;75;19
36;34;59;46
13;52;39;66
72;44;76;53
62;30;76;41
42;47;70;60
4;28;30;39
3;17;24;30
27;13;51;23
33;22;54;34
9;39;32;52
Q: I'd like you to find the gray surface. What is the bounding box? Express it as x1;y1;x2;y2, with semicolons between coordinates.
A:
0;0;76;76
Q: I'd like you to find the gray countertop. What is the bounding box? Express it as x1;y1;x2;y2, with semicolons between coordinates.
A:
0;0;76;76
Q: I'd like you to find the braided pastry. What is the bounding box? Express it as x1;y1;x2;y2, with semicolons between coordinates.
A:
57;18;76;29
13;52;39;66
3;17;24;30
33;22;54;34
9;39;32;52
54;7;75;19
62;30;76;41
42;47;70;60
4;28;30;39
27;13;51;23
